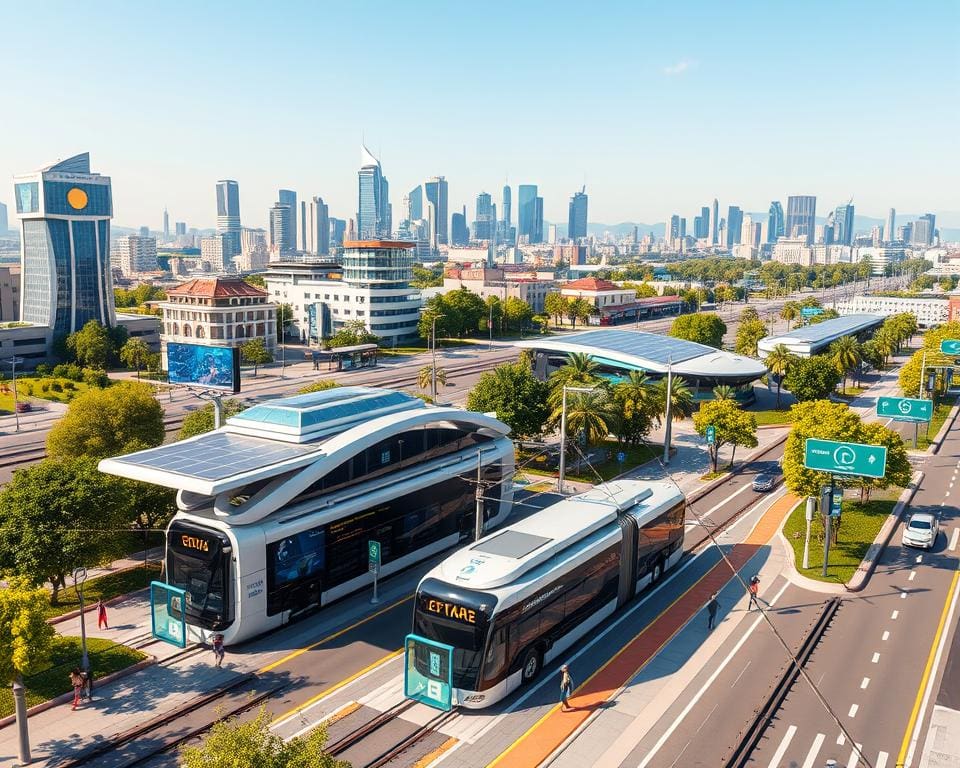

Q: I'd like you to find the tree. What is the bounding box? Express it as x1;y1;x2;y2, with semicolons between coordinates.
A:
443;288;486;338
298;380;340;394
669;313;726;349
178;399;247;440
566;297;593;329
66;320;112;370
898;320;960;397
764;344;796;409
503;296;534;334
410;264;443;288
277;303;295;341
483;295;505;337
547;352;603;412
0;458;129;603
418;364;447;391
611;371;659;447
544;293;569;328
47;381;164;460
694;399;758;472
243;274;266;288
119;338;151;380
735;318;768;357
740;306;760;323
828;336;862;393
241;338;273;374
712;384;736;401
180;705;348;768
550;388;613;446
780;301;800;330
326;319;378;348
782;356;842;402
654;375;695;423
466;359;550;439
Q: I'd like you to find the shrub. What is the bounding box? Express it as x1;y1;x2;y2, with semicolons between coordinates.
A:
50;381;63;393
62;380;76;391
40;382;50;393
53;363;83;381
35;364;52;377
82;368;109;388
21;382;33;396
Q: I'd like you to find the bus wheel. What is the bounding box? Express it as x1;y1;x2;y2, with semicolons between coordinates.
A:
520;647;542;684
652;559;663;584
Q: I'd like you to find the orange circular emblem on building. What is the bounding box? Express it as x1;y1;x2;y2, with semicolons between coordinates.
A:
67;188;88;210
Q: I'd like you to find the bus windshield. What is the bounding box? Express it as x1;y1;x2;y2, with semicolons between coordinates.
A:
166;521;233;630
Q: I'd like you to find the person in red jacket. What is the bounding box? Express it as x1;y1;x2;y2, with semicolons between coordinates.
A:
97;599;108;629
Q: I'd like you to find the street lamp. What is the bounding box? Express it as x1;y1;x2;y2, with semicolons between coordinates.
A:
73;566;90;673
662;356;675;465
488;302;494;351
2;355;23;433
430;313;445;402
557;385;597;494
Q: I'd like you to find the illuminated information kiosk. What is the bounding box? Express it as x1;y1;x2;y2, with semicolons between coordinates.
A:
405;634;454;711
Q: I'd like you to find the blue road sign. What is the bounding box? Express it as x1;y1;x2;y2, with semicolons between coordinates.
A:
940;339;960;356
616;451;626;464
877;396;933;423
804;438;888;479
405;634;454;711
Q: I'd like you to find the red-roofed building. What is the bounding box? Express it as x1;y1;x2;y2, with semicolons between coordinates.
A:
161;276;277;367
561;277;683;325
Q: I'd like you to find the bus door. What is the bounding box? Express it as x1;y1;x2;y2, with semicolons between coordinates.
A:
616;516;639;607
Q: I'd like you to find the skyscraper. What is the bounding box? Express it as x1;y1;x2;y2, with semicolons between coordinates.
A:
473;192;495;241
357;145;390;239
833;202;855;246
279;190;297;252
534;196;544;244
216;180;241;259
502;185;511;228
694;206;710;239
407;185;423;221
668;215;681;243
329;218;346;248
175;221;187;236
885;208;896;242
767;201;784;242
302;197;330;256
162;208;169;241
518;184;539;243
785;196;817;244
499;185;514;243
451;206;469;246
424;177;449;245
13;152;116;335
710;198;719;245
726;206;743;247
913;213;936;245
270;203;295;257
568;187;588;242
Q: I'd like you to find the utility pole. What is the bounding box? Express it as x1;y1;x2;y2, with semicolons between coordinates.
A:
430;313;444;402
475;450;485;542
662;357;674;465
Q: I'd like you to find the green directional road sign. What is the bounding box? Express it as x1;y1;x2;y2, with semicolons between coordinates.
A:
877;396;933;423
940;339;960;356
706;425;716;445
368;540;381;574
804;438;888;479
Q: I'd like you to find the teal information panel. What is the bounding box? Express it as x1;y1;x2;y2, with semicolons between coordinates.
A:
804;438;887;479
150;581;187;648
404;634;454;711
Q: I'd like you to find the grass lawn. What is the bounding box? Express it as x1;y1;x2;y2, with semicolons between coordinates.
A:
915;396;957;450
3;377;93;405
0;636;146;717
45;562;162;620
750;408;794;425
782;497;897;584
518;441;660;483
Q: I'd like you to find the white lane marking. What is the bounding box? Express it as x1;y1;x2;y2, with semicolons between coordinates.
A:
946;491;951;497
882;631;890;641
909;571;917;581
685;480;759;530
861;677;870;689
837;731;846;745
636;582;791;768
901;591;908;599
848;703;859;717
731;659;752;687
892;610;899;620
872;652;881;663
877;751;889;768
950;528;959;551
801;733;826;768
847;743;864;768
767;725;798;768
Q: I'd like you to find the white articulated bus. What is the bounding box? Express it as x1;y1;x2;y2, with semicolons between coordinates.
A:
99;387;515;645
411;480;685;708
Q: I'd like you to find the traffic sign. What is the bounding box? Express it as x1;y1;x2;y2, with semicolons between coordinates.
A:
801;307;824;317
705;425;716;445
877;396;933;423
616;451;626;464
804;438;888;479
404;634;454;711
831;493;842;517
368;540;381;575
940;339;960;356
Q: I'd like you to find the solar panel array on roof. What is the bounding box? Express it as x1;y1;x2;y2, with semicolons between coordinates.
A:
120;432;318;481
557;329;714;364
765;314;883;344
233;388;418;430
473;530;553;559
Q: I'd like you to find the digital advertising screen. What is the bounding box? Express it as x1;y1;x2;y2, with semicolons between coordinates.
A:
167;342;240;393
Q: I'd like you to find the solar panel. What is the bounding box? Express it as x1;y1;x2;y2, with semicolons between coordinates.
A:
559;329;712;364
233;388;418;431
474;530;553;559
115;432;319;481
766;314;883;344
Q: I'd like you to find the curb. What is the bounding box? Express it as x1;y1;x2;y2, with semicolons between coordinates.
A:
47;585;150;626
0;655;157;730
846;470;925;593
775;499;847;595
687;432;789;505
930;400;960;455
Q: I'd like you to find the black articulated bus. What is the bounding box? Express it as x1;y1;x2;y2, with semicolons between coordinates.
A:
411;480;684;708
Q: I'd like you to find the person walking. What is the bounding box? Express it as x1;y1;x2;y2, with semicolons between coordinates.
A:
97;599;108;630
70;668;84;710
559;664;574;710
707;592;720;630
82;669;94;701
212;633;225;668
748;575;760;611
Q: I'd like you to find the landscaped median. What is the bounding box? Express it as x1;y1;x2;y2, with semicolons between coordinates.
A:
45;562;162;622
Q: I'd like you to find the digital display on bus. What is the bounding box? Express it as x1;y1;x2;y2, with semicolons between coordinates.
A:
268;528;325;588
167;343;240;393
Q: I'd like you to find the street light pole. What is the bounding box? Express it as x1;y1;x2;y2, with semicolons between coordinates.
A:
557;385;596;494
3;356;22;432
662;356;674;465
73;566;90;672
430;313;444;402
488;303;493;351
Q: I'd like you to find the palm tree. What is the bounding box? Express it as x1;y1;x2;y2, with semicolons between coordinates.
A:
872;328;896;368
764;344;795;409
418;364;446;392
547;352;603;410
780;302;800;331
550;388;613;446
712;384;736;401
829;336;862;394
654;375;694;424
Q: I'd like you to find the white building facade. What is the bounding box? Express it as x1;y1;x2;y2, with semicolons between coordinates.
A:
114;235;158;275
834;294;948;329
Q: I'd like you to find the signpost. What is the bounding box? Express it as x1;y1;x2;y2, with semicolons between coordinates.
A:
877;396;933;423
940;339;960;356
404;634;454;711
803;438;887;479
705;425;716;445
617;451;626;474
368;540;381;604
801;306;824;317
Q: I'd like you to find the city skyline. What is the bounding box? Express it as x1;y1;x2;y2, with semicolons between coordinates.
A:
0;1;957;231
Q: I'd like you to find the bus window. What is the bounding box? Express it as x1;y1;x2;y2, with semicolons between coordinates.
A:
482;625;510;684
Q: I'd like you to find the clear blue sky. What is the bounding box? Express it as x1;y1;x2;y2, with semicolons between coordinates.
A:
2;0;957;231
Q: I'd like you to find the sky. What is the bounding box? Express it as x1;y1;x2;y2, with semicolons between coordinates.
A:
1;0;958;232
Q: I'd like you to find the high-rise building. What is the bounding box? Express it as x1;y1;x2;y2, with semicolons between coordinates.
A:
534;196;544;244
279;189;297;252
473;192;495;241
269;203;295;257
725;206;743;247
768;201;785;242
567;186;588;241
200;233;229;272
216;180;241;259
898;223;913;243
240;228;268;258
175;221;187;236
913;213;936;245
115;235;159;275
499;185;515;243
502;185;512;229
301;196;330;256
357;145;391;239
517;184;539;243
833;202;855;246
885;208;896;242
424;177;448;245
786;196;817;244
694;206;709;239
162;208;169;241
407;185;423;222
668;214;681;243
710;198;719;245
451;206;469;246
329;218;346;248
139;225;150;238
13;152;116;335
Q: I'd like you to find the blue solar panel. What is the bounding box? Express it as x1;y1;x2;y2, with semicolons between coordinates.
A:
235;388;419;430
558;330;713;364
766;314;883;344
116;432;318;481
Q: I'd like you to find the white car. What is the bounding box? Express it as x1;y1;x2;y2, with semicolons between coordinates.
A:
902;512;939;550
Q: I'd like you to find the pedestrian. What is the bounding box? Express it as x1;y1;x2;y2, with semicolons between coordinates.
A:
559;664;574;710
97;598;108;629
70;668;84;710
212;633;225;668
707;592;720;630
748;575;760;611
82;669;94;701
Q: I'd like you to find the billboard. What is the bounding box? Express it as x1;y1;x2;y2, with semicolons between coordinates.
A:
167;342;240;393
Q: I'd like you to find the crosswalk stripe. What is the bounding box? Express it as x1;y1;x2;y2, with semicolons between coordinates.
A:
767;724;797;768
801;733;825;768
